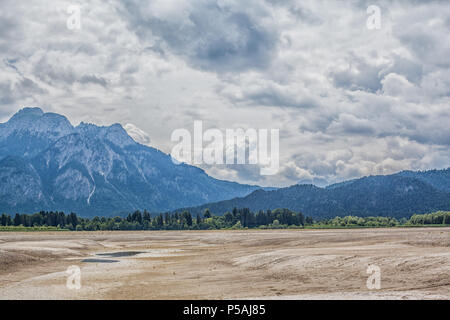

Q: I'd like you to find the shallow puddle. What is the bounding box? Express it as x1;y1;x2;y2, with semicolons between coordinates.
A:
82;258;118;263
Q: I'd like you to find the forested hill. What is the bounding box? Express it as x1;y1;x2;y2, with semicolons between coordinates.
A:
180;169;450;219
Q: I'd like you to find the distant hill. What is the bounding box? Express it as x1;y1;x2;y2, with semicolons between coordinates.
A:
0;108;262;216
396;169;450;192
181;170;450;219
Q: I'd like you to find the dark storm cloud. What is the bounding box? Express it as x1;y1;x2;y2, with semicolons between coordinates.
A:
331;56;383;93
17;77;47;95
250;91;318;109
299;114;334;134
0;81;14;105
32;56;108;88
33;56;77;86
0;13;21;42
80;74;108;87
0;76;46;105
266;0;323;25
120;0;278;72
230;85;321;109
331;54;425;94
46;41;99;56
327;114;376;136
288;6;323;25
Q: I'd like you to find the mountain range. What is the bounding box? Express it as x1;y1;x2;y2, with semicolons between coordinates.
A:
181;169;450;219
0;108;261;216
2;107;450;219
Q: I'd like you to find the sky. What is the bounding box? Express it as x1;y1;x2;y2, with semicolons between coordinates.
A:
0;0;449;187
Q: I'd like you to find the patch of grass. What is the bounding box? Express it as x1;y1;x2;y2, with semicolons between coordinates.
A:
0;226;69;232
304;224;450;230
401;224;450;228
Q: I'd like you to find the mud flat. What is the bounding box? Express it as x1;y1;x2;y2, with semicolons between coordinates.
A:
0;228;449;300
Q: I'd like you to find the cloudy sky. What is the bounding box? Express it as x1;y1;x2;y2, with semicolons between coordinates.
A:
0;0;449;187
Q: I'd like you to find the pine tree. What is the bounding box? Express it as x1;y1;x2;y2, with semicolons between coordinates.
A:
14;213;21;226
224;212;233;224
182;211;192;226
203;209;212;219
156;214;164;228
1;214;7;226
143;210;151;222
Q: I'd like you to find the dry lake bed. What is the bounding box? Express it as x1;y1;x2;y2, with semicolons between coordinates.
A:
0;228;449;300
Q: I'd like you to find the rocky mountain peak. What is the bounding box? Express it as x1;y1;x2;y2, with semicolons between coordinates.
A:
10;107;44;120
76;122;135;147
2;107;74;137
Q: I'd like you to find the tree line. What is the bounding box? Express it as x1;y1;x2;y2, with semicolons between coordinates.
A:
0;208;307;231
1;209;449;231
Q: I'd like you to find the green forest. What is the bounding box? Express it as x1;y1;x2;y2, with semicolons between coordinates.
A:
1;209;449;231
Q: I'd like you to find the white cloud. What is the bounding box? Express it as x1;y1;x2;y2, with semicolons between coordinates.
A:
124;123;151;145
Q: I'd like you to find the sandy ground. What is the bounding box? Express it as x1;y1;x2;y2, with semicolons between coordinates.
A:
0;228;449;300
